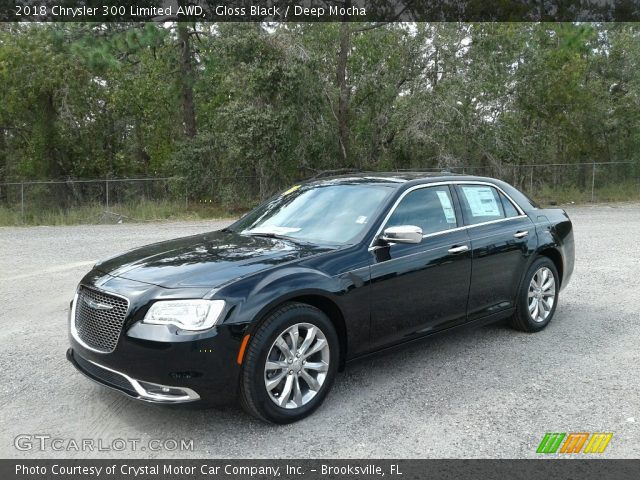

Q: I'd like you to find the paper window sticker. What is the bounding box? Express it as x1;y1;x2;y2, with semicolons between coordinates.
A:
282;185;301;196
436;191;457;223
463;186;500;217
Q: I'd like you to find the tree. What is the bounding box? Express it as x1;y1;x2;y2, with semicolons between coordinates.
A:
1;21;639;202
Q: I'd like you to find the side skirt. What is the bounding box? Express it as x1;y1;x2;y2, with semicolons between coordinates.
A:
345;308;515;366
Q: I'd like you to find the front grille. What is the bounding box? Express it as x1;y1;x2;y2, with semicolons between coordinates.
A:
74;286;129;353
73;352;136;395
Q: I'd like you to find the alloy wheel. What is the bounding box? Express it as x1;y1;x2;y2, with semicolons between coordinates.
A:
264;323;330;409
527;266;556;323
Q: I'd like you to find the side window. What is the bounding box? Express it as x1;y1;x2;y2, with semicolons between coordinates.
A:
457;185;506;225
386;186;457;235
499;191;520;218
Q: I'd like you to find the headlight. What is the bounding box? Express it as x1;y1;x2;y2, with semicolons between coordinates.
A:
143;300;225;331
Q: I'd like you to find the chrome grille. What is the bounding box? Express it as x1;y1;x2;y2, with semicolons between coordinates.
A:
74;286;129;353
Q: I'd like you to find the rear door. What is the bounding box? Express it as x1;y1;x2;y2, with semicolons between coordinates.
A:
455;183;535;321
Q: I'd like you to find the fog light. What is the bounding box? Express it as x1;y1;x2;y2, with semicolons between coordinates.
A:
138;381;190;397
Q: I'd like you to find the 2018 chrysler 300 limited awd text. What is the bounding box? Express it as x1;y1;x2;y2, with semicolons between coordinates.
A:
68;173;574;423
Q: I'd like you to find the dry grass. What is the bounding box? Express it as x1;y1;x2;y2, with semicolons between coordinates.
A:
0;200;242;226
533;181;640;206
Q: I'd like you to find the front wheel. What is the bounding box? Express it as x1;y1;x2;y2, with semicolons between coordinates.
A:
240;303;339;423
509;257;560;332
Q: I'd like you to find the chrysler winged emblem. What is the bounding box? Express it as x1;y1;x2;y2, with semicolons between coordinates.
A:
83;297;114;311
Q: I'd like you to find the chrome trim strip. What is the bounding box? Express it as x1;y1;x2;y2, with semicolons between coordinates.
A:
369;180;527;250
69;286;130;354
72;353;200;403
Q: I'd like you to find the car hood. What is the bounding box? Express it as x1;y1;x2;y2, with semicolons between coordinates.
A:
94;230;334;289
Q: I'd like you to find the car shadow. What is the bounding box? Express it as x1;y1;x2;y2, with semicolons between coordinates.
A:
89;319;524;438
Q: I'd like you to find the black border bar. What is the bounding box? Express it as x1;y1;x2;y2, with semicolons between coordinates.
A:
3;459;640;480
4;0;640;22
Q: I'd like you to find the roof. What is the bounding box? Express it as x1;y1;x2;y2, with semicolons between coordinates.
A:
301;170;538;213
305;171;493;187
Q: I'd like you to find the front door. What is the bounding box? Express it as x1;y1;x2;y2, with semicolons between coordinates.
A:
369;184;472;349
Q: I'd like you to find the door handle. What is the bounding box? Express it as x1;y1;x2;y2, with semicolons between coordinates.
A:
513;230;529;239
448;245;469;254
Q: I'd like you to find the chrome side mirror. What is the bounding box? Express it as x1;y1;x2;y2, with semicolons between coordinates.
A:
381;225;423;244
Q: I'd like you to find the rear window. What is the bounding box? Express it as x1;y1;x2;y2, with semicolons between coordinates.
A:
499;191;520;218
457;185;506;225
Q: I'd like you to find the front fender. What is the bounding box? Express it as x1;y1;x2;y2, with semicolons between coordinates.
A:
244;267;346;322
215;264;370;360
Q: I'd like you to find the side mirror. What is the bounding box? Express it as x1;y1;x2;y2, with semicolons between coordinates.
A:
381;225;423;244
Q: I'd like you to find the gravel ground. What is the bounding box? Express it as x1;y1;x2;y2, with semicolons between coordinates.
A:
1;204;639;459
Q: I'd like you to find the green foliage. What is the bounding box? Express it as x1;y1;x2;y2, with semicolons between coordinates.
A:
1;22;639;201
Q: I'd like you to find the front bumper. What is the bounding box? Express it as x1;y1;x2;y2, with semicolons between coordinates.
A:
67;349;200;403
67;276;249;405
68;321;247;406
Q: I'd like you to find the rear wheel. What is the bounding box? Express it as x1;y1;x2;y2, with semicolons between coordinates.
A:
240;303;338;423
509;257;559;332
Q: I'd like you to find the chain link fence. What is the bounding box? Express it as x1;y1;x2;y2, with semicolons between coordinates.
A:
446;161;640;205
0;175;261;224
0;162;638;224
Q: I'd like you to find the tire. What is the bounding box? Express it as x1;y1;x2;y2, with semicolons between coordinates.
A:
509;257;560;332
240;302;339;424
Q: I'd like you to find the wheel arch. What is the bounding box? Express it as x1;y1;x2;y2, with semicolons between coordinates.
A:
513;246;564;304
537;247;564;287
247;293;348;371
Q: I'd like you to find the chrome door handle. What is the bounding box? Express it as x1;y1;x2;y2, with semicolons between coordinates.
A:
513;231;529;239
448;245;469;254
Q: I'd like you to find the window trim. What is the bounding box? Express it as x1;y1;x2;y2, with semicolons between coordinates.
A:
369;181;527;250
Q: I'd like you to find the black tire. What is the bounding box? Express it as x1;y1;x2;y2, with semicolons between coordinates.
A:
509;257;560;332
240;302;339;424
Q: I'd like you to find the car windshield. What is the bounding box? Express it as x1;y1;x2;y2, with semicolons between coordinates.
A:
229;182;395;245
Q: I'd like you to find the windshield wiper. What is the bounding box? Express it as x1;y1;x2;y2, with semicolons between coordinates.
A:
244;231;318;246
245;232;292;240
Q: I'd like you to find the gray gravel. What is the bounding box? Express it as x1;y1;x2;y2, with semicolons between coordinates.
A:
1;204;639;459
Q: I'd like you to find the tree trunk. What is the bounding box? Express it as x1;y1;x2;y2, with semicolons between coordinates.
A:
39;91;61;179
336;19;351;166
432;44;439;88
135;119;150;176
0;122;6;182
177;20;197;138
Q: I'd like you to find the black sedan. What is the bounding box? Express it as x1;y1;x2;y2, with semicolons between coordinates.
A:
67;173;574;423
